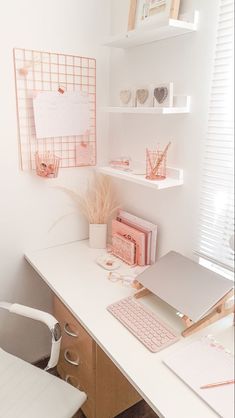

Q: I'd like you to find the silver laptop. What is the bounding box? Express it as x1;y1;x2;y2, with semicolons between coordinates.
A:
137;251;233;322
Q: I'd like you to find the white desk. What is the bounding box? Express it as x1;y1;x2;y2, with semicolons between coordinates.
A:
25;240;234;418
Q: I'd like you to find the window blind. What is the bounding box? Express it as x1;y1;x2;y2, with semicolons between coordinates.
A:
196;0;234;272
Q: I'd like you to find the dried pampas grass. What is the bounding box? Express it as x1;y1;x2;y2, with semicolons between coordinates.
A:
59;174;119;224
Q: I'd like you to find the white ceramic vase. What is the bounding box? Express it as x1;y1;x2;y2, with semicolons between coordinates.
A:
89;224;107;249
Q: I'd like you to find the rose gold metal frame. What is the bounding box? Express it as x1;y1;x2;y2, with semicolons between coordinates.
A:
13;48;96;172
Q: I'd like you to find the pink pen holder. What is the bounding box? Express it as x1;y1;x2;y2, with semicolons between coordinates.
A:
35;152;60;178
146;149;167;180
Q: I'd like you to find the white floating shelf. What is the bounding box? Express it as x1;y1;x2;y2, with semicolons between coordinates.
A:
104;12;199;49
97;166;184;190
103;96;191;114
102;106;189;115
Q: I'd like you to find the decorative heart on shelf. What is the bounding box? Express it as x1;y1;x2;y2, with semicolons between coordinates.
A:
120;90;132;105
136;89;149;105
154;87;168;104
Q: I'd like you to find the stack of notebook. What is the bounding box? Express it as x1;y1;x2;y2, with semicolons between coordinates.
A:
111;210;158;266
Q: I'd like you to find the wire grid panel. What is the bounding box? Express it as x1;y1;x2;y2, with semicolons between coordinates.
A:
13;48;96;170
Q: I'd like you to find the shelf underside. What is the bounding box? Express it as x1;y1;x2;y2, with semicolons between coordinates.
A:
102;106;190;115
98;166;184;190
104;15;198;49
103;96;191;114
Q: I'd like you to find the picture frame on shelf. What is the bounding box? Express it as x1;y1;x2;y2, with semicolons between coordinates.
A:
152;82;174;107
128;0;181;31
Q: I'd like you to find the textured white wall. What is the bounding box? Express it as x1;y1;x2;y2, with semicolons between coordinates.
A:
0;0;110;362
108;0;219;259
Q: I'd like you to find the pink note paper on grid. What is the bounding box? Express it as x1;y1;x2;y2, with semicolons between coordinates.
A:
76;142;96;166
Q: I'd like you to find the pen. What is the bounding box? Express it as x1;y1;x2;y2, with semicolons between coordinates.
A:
200;379;235;389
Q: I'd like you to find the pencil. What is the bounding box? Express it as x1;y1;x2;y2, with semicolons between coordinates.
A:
200;379;235;389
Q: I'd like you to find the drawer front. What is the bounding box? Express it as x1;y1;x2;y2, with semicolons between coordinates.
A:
59;348;95;393
61;331;95;370
57;363;95;418
54;296;95;369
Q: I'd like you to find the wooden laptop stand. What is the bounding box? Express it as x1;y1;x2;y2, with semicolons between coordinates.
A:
134;286;235;337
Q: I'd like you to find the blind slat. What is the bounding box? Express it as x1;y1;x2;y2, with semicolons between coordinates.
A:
197;0;234;272
197;0;234;270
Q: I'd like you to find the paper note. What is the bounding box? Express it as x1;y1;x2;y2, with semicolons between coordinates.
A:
33;91;90;139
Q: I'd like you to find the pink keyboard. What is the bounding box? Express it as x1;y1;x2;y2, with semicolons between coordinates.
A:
107;297;179;353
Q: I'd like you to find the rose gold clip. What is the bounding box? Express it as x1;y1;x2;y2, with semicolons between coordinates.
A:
58;86;65;94
81;129;90;147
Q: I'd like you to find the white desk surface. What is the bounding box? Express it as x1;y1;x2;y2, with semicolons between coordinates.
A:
25;240;234;418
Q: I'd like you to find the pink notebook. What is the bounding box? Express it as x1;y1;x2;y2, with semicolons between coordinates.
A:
112;219;146;266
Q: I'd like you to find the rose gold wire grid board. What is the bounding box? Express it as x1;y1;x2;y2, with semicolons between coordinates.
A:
13;48;96;171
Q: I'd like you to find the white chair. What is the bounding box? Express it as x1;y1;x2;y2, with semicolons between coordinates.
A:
0;302;87;418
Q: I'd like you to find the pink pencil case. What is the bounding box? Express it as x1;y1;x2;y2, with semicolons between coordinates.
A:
112;234;136;266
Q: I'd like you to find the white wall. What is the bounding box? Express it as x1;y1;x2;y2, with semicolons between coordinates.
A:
108;0;219;258
0;0;110;362
0;0;220;362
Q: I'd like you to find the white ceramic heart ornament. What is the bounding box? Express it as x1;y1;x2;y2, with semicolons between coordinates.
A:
154;87;168;104
120;90;132;105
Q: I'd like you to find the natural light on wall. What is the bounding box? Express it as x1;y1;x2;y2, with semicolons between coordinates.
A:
196;0;234;275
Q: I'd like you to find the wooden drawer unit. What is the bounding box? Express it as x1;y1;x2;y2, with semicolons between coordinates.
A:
53;296;141;418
